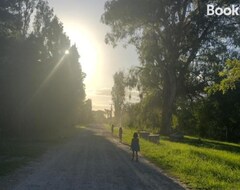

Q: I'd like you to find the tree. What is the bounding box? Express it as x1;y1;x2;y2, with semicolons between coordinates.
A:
112;71;125;122
102;0;240;135
0;0;20;60
16;0;38;37
0;0;19;37
0;0;86;138
206;59;240;94
33;0;55;63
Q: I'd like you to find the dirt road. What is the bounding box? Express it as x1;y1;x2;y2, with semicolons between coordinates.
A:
0;125;186;190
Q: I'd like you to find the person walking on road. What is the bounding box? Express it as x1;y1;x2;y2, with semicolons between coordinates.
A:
119;127;123;142
131;132;140;162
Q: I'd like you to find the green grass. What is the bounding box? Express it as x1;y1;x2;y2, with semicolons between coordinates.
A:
108;125;240;190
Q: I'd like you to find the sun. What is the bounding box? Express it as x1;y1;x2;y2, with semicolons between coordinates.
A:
64;24;99;85
65;50;70;54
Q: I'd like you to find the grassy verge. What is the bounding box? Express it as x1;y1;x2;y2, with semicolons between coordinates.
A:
107;125;240;190
0;125;81;176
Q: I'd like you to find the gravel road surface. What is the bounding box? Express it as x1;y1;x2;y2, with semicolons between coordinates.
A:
0;125;186;190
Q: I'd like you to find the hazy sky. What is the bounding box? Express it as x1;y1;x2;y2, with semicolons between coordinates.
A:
48;0;139;110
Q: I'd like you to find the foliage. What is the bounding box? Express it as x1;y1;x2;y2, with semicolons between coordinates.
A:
92;110;106;124
122;92;162;131
111;71;125;120
102;0;240;135
113;62;240;142
175;87;240;142
0;0;86;139
206;59;240;94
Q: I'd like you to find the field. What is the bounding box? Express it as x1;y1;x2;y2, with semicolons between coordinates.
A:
110;125;240;190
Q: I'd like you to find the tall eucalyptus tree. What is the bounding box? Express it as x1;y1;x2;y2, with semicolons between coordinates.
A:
102;0;240;134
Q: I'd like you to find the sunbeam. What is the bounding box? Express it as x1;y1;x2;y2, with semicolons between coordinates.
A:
28;52;69;105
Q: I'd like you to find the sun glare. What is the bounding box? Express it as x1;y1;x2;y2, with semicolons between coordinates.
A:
64;25;99;86
65;50;70;54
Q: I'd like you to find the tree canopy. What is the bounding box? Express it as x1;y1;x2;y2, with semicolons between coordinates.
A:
0;0;86;139
206;59;240;94
102;0;240;135
112;71;125;121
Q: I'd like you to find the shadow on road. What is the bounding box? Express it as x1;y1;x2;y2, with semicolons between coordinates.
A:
0;124;186;190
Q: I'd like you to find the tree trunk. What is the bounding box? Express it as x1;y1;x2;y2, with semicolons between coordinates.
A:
160;68;177;135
